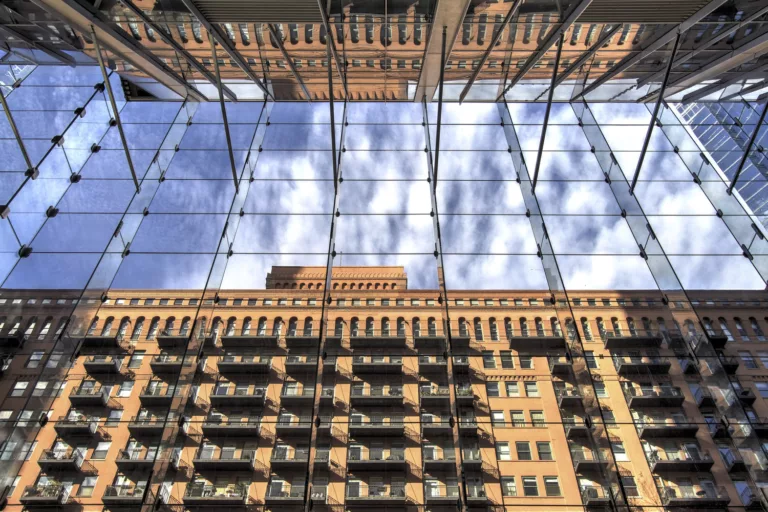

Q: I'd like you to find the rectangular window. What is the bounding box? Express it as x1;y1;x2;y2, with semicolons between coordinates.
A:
118;382;133;398
501;477;516;496
510;410;525;427
519;355;533;369
585;351;598;369
92;442;111;459
506;382;519;396
622;477;639;497
174;298;183;305
531;411;545;427
536;442;552;460
486;383;500;397
128;351;144;369
522;476;538;496
516;442;531;460
524;382;539;397
11;382;28;397
26;351;44;369
496;442;511;460
381;299;390;306
594;382;608;397
159;298;169;305
739;351;758;369
500;351;514;368
396;299;405;306
612;442;628;461
491;411;505;427
482;351;496;369
79;476;97;497
470;299;479;306
756;383;768;398
544;477;561;496
130;298;139;305
366;299;375;306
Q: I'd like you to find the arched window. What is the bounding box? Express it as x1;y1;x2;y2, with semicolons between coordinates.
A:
117;317;131;338
397;317;405;337
458;317;469;337
147;317;160;339
375;283;380;290
641;317;653;336
382;317;390;336
684;320;696;337
197;318;207;339
734;318;748;340
225;317;237;336
366;284;372;290
164;317;176;335
273;317;283;336
0;316;6;333
580;318;592;341
288;317;298;336
307;284;313;290
299;283;305;289
520;317;529;337
702;317;714;334
101;317;114;337
335;318;344;337
392;284;397;290
718;317;733;341
383;283;388;290
341;283;347;290
37;317;53;340
242;317;252;335
428;317;437;337
504;318;514;338
551;318;562;337
333;283;338;290
596;317;607;339
656;317;667;334
21;317;36;338
627;317;637;336
611;317;622;336
132;317;145;340
412;318;421;337
534;317;544;336
54;317;67;339
351;317;359;337
291;283;297;289
366;317;374;336
489;318;498;341
303;317;313;336
211;317;222;337
750;318;765;341
179;317;191;336
257;317;268;335
564;318;575;338
87;317;99;336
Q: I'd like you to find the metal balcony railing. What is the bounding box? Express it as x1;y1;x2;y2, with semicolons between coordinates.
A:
348;451;405;462
281;388;315;398
103;485;146;498
266;486;305;499
353;355;402;364
271;450;309;462
661;485;729;501
425;484;460;499
420;387;450;397
347;484;406;499
624;386;683;399
466;485;487;499
140;385;175;397
21;484;70;502
351;387;403;398
185;483;249;499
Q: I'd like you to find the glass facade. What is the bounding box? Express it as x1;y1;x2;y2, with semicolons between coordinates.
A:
2;10;768;509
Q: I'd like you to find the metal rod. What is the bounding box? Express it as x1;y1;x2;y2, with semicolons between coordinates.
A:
0;85;34;172
532;32;564;191
268;24;312;101
720;80;768;102
433;26;447;188
552;24;621;90
729;97;768;194
327;39;339;184
209;32;239;192
458;0;522;103
315;0;348;98
0;24;76;65
630;31;682;195
91;26;140;193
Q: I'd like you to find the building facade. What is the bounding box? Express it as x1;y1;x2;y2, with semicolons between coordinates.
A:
0;266;767;511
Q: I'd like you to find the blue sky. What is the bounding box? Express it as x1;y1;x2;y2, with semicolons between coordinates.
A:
0;64;766;293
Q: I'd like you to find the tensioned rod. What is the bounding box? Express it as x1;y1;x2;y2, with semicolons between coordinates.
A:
532;32;564;191
433;26;447;189
209;32;240;192
729;97;768;195
0;86;33;172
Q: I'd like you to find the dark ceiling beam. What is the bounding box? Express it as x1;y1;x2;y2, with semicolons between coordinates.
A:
0;23;76;65
267;23;312;101
315;0;347;98
681;62;768;102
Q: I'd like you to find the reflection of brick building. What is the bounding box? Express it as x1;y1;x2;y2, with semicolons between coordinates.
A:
1;266;768;511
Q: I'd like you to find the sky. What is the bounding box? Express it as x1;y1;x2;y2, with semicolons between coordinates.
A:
0;63;766;294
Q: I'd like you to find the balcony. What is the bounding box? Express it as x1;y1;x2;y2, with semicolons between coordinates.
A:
548;355;572;374
81;333;133;351
352;356;403;373
636;418;699;439
704;328;730;349
285;355;317;372
218;354;272;373
661;485;730;508
452;355;470;371
270;449;309;468
349;329;407;348
694;387;716;407
737;388;757;405
83;355;123;374
555;387;582;407
155;328;192;348
420;387;450;406
750;417;768;438
721;448;748;473
346;484;406;505
38;449;93;473
602;331;663;350
0;331;25;348
463;450;483;466
202;416;260;437
284;329;319;347
265;486;305;504
193;449;256;471
102;485;147;506
508;329;566;352
150;354;184;373
350;387;403;406
425;485;460;503
20;484;71;506
719;355;739;374
139;385;175;406
571;448;610;472
455;386;475;403
115;449;156;470
423;450;456;470
128;416;165;436
563;418;589;438
184;483;249;506
458;418;478;433
69;386;110;406
347;450;406;470
220;328;279;348
612;355;671;375
419;356;447;372
422;415;452;435
649;450;714;472
581;486;613;507
466;485;487;503
275;416;313;434
623;386;685;407
349;417;404;436
680;358;698;374
281;388;315;404
414;330;446;348
209;386;266;407
320;387;334;402
54;417;101;437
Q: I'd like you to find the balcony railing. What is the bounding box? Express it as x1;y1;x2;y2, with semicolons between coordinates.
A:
425;484;461;500
271;450;310;463
635;416;699;438
276;416;313;429
349;416;404;434
351;387;403;398
555;387;582;406
466;485;487;499
421;387;450;397
347;484;406;500
70;385;109;405
102;485;147;500
83;355;123;372
280;388;315;400
649;449;714;471
661;485;730;506
581;486;612;504
209;386;266;405
266;486;305;500
623;386;685;406
601;329;664;349
20;484;70;504
348;451;405;462
421;415;452;431
184;483;249;501
612;355;671;374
